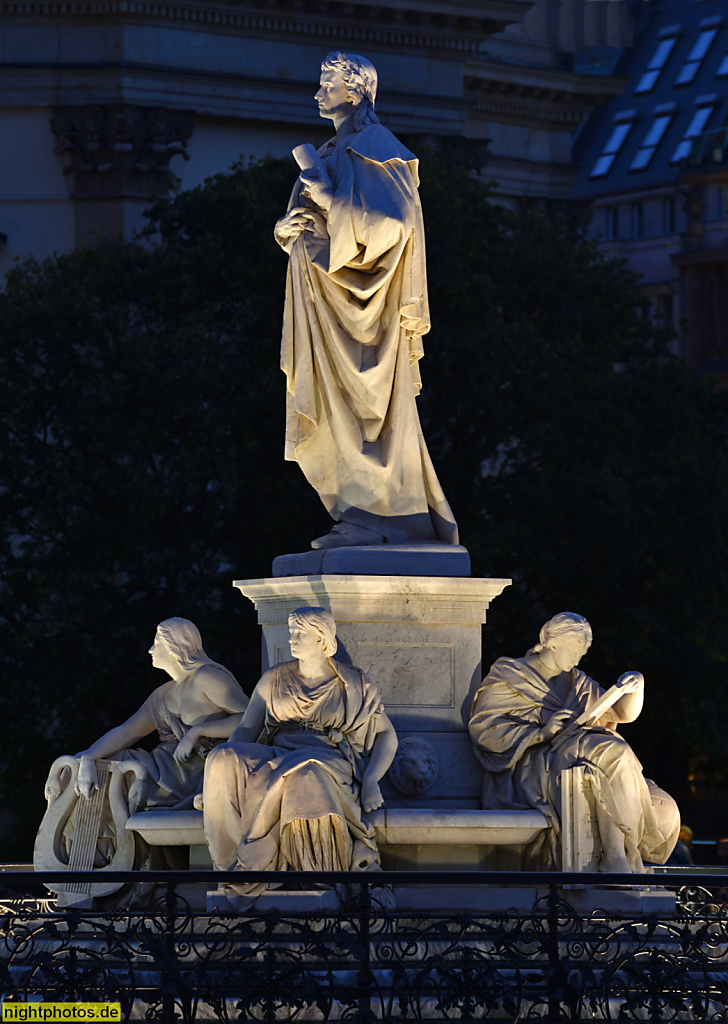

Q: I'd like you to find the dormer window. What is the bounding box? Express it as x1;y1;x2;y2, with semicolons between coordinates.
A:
635;36;678;94
590;119;634;177
630;113;673;170
671;105;714;162
676;28;718;84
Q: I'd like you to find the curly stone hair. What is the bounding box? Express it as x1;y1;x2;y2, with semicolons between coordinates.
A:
320;51;380;129
288;606;338;658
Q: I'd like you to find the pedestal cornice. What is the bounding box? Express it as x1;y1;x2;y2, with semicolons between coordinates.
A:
233;574;511;625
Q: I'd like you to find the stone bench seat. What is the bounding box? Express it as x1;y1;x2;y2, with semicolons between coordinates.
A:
126;807;549;850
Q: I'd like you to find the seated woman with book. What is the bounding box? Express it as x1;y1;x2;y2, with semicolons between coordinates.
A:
469;612;680;872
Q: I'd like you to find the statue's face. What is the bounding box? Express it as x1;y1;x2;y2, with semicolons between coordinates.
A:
289;622;322;661
149;631;178;676
549;638;584;673
315;68;353;121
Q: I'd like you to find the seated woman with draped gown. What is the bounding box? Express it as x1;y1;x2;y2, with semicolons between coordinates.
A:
201;606;398;900
468;612;680;873
36;617;248;901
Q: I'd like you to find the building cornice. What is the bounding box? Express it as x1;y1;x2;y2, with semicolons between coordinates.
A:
464;57;629;127
0;0;532;51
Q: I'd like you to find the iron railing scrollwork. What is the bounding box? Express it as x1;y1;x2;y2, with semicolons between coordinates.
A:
1;869;727;1022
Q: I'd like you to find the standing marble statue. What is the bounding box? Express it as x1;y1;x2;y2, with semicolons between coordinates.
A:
202;606;398;902
35;618;248;898
274;51;458;549
469;613;680;872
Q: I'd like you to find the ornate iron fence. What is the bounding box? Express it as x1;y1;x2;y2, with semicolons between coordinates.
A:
1;869;727;1021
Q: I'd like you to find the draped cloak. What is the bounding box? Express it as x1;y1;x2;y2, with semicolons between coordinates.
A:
279;123;458;544
203;660;384;898
469;658;680;870
60;667;241;873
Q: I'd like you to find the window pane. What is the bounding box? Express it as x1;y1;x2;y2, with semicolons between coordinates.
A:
630;147;655;170
676;60;700;84
603;122;631;154
635;68;661;93
671;139;693;162
649;37;677;70
643;114;672;147
685;106;713;137
688;28;717;61
591;153;616;177
717;54;728;76
630;147;651;168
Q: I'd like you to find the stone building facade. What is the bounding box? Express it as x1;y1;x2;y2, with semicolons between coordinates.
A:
1;0;631;278
573;0;728;371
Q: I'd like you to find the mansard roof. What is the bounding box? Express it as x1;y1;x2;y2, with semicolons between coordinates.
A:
571;0;728;199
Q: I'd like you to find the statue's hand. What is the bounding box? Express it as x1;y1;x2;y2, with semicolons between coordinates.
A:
617;670;644;693
298;170;333;212
274;208;314;249
75;757;99;800
360;775;384;814
173;730;198;765
538;709;577;743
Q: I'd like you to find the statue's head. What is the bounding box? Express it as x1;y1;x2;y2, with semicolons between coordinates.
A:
319;52;380;129
529;612;593;671
288;606;338;658
155;617;208;671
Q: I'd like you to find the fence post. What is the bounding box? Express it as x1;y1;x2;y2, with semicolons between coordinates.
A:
546;881;562;1022
356;880;372;1024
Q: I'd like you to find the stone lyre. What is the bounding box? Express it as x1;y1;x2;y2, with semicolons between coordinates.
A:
34;755;146;906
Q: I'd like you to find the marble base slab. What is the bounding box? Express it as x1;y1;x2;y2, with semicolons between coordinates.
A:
392;885;676;914
207;887;340;913
272;544;471;578
205;884;675;915
127;806;548;851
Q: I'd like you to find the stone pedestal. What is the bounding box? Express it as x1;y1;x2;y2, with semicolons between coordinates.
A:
233;573;510;817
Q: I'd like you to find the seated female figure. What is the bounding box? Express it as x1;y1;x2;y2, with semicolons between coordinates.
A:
469;612;680;873
202;606;398;899
37;617;248;884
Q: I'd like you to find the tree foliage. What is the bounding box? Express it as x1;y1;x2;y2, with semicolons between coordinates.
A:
0;154;726;858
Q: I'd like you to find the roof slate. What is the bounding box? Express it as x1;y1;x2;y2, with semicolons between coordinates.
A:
571;0;728;199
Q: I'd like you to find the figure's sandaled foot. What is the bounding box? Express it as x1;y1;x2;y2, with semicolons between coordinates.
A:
311;523;385;549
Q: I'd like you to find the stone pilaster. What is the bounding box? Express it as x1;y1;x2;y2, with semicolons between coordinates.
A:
50;104;195;243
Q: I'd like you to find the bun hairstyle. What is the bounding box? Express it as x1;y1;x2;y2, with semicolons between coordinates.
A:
529;612;593;657
320;51;380;129
288;606;338;658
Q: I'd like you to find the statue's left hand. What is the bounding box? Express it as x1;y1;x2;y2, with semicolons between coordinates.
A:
361;775;384;813
75;758;99;800
173;730;198;764
617;671;644;693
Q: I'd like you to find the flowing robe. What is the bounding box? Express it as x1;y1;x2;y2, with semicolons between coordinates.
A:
203;660;384;896
59;667;242;870
469;658;680;870
279;122;458;544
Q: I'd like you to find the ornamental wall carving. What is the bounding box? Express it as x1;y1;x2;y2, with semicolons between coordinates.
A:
50;104;195;199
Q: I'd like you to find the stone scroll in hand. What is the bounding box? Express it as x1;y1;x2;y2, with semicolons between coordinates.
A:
292;144;328;183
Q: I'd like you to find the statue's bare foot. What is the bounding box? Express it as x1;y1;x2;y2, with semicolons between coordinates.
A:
311;523;384;549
